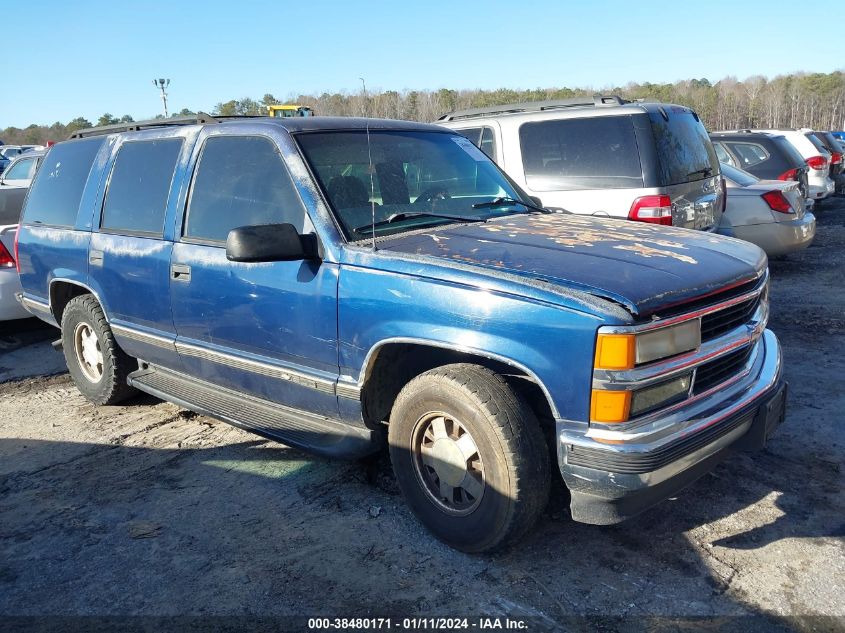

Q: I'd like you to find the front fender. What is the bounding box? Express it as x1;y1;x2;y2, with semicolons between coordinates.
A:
338;265;604;422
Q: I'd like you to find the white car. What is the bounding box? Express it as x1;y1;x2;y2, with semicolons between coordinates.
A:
438;96;725;231
750;129;835;202
0;149;45;189
0;150;45;320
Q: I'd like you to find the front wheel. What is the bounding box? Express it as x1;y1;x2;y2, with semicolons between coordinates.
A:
388;364;550;553
61;295;137;405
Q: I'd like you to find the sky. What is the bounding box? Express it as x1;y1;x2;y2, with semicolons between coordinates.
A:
3;0;844;129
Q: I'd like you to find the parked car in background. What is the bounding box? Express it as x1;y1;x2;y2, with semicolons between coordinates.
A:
438;96;725;231
15;115;785;552
0;149;45;321
717;163;814;257
750;129;835;202
809;131;843;179
0;149;45;189
710;131;810;200
0;145;38;174
0;203;29;320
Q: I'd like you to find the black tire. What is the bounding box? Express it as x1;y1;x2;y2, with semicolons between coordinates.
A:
388;363;550;553
61;294;137;405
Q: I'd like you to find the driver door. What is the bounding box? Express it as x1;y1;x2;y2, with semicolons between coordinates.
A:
170;132;340;417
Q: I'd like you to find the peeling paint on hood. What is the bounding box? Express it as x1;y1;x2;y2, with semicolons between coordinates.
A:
378;214;767;316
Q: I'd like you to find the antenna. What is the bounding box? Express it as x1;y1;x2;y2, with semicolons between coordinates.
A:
360;77;377;250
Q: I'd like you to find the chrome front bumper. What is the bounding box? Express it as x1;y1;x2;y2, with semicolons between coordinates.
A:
557;328;785;525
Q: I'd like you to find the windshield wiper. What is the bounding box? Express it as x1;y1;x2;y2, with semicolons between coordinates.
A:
352;212;485;235
687;167;713;179
471;196;550;213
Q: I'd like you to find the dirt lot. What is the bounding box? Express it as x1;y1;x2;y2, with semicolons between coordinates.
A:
1;199;844;631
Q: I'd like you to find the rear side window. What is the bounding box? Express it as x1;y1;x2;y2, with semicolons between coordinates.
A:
456;126;497;160
726;142;769;168
648;108;719;186
22;137;104;227
4;157;36;180
101;139;183;235
184;135;310;243
519;116;643;190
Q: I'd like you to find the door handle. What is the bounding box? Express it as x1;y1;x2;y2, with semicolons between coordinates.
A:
89;250;104;267
171;264;191;282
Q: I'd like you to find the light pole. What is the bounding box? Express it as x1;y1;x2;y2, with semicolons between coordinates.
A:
152;78;170;118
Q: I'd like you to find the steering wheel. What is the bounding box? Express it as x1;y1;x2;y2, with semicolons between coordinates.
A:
413;186;451;207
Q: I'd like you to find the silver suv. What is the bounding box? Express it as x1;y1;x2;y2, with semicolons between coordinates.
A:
438;96;724;230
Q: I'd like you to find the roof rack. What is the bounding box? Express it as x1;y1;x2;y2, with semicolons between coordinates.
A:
437;95;631;122
67;112;266;139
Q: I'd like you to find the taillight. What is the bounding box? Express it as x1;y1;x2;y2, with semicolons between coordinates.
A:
806;155;828;171
831;152;842;165
761;190;793;214
0;240;14;269
778;168;799;181
13;226;21;273
628;195;673;225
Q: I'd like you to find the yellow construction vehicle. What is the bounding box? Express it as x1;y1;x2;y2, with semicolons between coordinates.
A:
267;105;314;118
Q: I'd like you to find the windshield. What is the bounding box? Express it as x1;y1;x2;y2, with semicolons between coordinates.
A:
296;130;526;240
720;162;759;187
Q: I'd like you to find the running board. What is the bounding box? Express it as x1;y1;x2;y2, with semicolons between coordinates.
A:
127;365;379;459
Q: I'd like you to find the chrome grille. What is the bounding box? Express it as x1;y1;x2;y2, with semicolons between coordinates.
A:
700;295;761;341
693;345;754;395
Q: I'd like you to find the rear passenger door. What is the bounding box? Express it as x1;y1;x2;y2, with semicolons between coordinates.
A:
89;136;186;369
170;132;339;417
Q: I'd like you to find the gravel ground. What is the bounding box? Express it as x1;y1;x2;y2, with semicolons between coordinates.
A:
1;199;844;631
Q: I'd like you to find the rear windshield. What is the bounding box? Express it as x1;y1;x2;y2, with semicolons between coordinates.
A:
720;163;759;186
817;132;841;153
805;133;828;153
22;137;104;227
771;136;807;167
648;107;719;186
518;116;643;190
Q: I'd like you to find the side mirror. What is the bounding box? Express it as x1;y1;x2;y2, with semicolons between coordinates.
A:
529;196;543;208
226;223;319;263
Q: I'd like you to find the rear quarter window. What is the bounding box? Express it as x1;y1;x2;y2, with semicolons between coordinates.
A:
22;137;105;227
101;139;183;235
519;116;643;190
725;142;769;168
648;108;719;186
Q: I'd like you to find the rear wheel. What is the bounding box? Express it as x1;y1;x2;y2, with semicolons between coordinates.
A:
388;364;550;553
61;295;137;405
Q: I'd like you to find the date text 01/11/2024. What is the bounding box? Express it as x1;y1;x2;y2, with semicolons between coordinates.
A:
307;617;529;630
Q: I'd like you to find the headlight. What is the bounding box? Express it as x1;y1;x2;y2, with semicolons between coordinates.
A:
594;319;701;370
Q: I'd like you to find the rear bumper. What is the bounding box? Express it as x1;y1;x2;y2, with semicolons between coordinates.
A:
808;178;835;199
558;329;784;525
732;213;815;257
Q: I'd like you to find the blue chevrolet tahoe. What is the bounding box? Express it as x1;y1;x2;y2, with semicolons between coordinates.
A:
14;115;786;552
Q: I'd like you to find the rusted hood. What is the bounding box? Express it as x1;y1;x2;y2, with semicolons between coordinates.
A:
379;213;767;316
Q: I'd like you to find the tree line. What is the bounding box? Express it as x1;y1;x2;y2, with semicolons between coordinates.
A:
2;71;843;146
